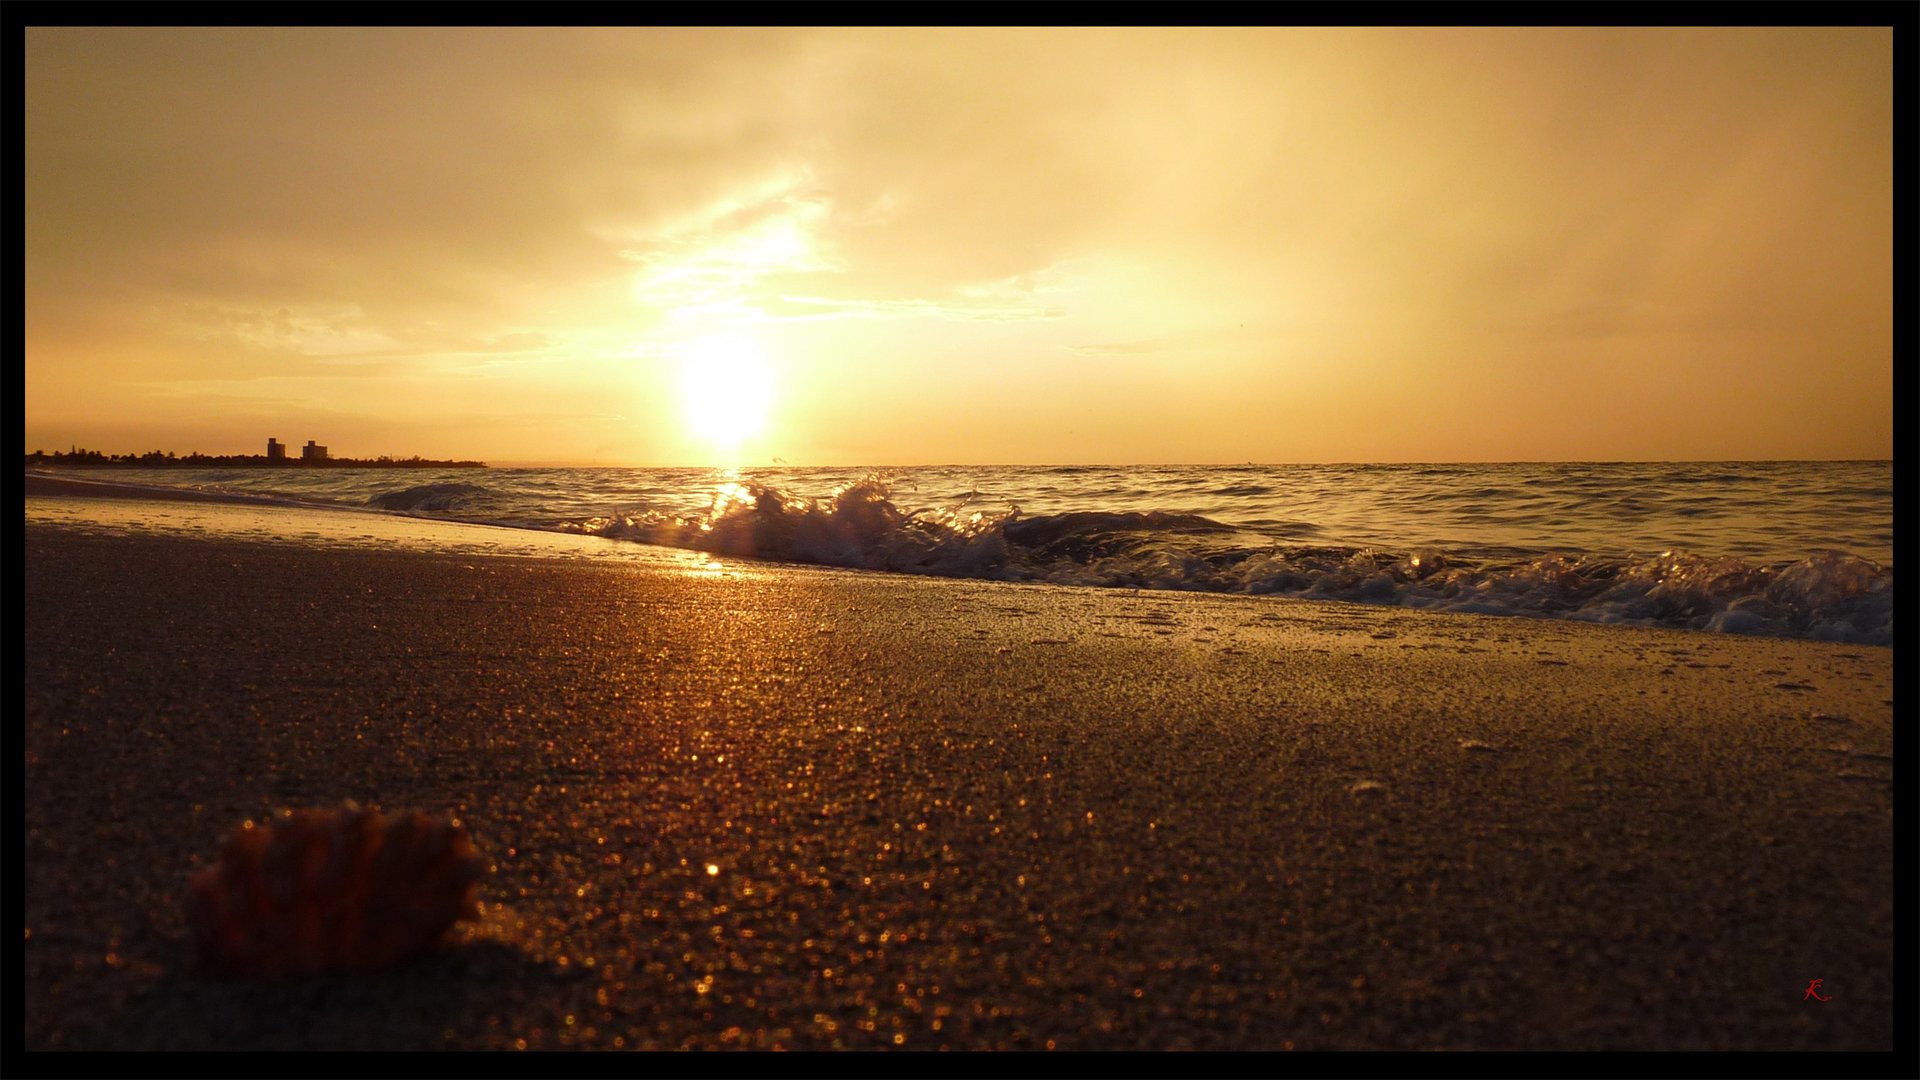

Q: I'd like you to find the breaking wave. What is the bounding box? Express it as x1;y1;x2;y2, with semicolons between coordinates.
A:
557;478;1892;644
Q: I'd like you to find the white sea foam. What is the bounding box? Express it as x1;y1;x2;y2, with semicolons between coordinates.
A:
30;461;1893;644
557;476;1892;644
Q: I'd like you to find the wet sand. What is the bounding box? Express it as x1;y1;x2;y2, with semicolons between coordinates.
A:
21;522;1897;1051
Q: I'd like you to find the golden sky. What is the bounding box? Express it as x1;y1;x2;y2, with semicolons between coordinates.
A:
23;27;1893;465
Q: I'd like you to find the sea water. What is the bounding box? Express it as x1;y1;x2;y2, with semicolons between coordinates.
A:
26;461;1893;644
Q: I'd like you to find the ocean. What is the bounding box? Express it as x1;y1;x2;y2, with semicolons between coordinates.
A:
24;460;1893;644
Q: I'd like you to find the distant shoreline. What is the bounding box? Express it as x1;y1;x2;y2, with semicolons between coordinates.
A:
24;454;485;469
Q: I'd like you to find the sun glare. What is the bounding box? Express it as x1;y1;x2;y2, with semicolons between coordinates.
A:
677;334;775;452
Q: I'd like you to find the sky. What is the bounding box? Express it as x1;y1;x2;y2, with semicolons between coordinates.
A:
23;27;1894;465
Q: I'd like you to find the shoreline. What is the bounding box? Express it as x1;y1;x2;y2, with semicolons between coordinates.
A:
23;480;1897;649
25;471;310;505
22;522;1897;1050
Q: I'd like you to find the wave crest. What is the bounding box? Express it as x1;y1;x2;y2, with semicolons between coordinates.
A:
367;482;495;512
558;477;1892;644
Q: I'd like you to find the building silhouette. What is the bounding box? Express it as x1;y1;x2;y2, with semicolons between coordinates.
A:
302;440;328;462
267;438;285;461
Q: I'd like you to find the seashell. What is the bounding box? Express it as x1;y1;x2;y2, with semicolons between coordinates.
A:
186;803;484;978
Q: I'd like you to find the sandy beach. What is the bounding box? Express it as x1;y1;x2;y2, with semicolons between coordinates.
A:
21;520;1896;1052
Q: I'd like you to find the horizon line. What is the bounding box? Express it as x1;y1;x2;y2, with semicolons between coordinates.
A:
25;449;1892;469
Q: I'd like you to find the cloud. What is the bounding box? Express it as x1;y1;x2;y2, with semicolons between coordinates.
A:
1062;340;1164;355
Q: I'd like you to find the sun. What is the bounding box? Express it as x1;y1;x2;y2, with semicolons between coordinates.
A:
677;333;775;452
